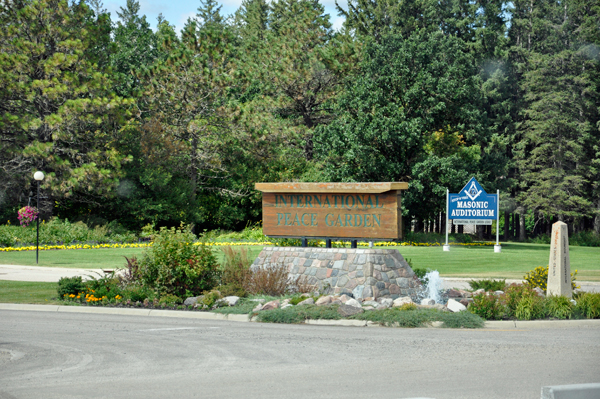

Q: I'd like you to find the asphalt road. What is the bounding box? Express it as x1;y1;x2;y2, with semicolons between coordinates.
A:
1;310;599;399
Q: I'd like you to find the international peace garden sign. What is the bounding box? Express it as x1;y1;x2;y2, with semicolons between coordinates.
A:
255;183;408;239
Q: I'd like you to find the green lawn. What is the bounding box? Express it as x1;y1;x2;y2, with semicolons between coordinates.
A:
0;281;60;304
0;242;598;281
0;245;265;270
392;243;600;281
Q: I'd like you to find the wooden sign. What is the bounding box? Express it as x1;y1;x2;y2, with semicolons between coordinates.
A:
255;182;408;240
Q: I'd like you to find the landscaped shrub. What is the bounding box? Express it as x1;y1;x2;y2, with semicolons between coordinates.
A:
574;292;600;319
158;294;182;306
219;246;252;297
200;289;222;308
440;310;485;328
0;217;137;247
353;308;449;328
469;293;506;320
468;279;506;292
121;285;154;302
255;305;342;324
85;272;122;299
247;264;289;296
57;276;86;297
515;295;546;320
504;284;538;318
139;225;220;297
545;295;574;319
524;265;579;292
120;256;142;286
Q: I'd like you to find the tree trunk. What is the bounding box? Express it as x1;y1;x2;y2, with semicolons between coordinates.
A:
518;210;526;241
476;225;484;240
458;224;464;234
594;199;600;233
504;211;510;240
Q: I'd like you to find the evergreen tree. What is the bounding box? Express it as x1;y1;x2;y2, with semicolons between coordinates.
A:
0;0;131;214
111;0;159;97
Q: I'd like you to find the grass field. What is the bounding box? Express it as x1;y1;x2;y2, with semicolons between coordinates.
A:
0;281;60;304
1;242;599;281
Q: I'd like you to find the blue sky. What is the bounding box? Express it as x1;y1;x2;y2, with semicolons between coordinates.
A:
102;0;347;33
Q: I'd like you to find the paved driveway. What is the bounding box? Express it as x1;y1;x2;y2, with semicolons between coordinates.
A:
1;310;599;399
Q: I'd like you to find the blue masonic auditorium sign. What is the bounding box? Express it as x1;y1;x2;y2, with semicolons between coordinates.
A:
448;177;497;220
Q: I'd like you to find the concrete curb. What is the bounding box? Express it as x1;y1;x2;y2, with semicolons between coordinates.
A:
484;319;600;329
2;303;600;329
541;383;600;399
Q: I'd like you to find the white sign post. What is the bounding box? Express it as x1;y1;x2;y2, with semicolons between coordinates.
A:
494;189;501;253
443;189;450;251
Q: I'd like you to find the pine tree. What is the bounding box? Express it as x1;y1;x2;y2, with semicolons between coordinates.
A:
111;0;159;97
0;0;131;212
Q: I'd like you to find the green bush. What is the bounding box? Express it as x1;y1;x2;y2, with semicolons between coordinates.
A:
57;276;86;297
158;294;182;306
570;231;600;247
504;284;537;318
515;295;546;320
468;279;506;292
524;265;579;292
545;295;574;319
469;293;505;320
200;290;222;308
574;292;600;319
121;285;154;302
85;272;122;299
0;218;137;247
139;226;220;297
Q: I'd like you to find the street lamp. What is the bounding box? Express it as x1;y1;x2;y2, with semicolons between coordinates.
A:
34;171;44;264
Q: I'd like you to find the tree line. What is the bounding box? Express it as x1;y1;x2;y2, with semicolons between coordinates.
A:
1;0;598;239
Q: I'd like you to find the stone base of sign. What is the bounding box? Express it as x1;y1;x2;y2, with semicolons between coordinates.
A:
494;245;501;253
251;247;421;299
443;244;450;252
547;221;572;298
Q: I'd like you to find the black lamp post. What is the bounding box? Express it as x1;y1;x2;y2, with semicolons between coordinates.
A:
33;171;44;264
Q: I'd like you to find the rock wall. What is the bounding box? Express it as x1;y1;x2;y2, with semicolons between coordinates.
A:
251;247;421;299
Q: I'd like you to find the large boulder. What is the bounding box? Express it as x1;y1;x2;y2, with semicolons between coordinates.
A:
338;304;364;317
447;298;467;312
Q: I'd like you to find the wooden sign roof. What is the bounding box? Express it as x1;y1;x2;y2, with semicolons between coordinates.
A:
255;182;409;194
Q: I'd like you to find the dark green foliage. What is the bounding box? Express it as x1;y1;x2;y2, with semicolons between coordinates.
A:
57;276;86;297
570;232;600;248
468;279;506;292
139;226;220;297
469;293;505;320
